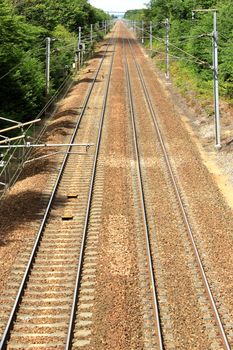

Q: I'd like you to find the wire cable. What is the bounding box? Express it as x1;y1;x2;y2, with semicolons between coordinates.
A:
0;63;22;81
135;25;211;68
0;44;46;81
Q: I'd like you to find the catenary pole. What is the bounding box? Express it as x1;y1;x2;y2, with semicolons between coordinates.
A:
150;21;153;50
78;26;82;69
213;11;221;148
165;18;170;79
45;37;51;96
142;20;144;44
90;24;93;44
192;9;221;148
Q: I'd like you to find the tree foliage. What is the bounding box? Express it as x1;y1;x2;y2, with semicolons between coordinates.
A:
0;0;110;122
124;9;145;21
126;0;233;100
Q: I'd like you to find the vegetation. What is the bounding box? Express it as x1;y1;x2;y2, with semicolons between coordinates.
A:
0;0;110;123
125;0;233;104
124;9;145;21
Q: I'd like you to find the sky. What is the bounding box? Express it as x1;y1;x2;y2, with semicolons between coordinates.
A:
90;0;146;13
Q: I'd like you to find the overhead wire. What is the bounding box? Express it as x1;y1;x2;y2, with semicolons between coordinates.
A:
218;32;233;46
135;25;211;68
0;18;107;82
0;63;22;82
177;34;211;41
37;74;72;119
0;43;46;81
149;47;211;67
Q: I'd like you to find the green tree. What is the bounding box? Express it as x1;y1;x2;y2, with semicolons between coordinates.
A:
0;0;45;121
144;0;233;99
0;0;110;123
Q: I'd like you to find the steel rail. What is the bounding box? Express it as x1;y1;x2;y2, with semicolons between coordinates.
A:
127;37;231;350
0;34;115;350
65;35;117;350
123;38;164;350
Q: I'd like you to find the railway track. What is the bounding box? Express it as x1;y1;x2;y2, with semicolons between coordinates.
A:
0;32;116;350
1;21;232;350
124;33;231;349
123;38;164;350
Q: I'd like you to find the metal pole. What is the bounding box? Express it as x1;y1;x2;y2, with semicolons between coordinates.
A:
105;20;107;35
0;135;25;145
142;20;144;44
0;143;94;149
0;116;20;125
192;9;221;149
213;11;221;148
45;37;51;96
90;24;93;44
74;52;78;71
78;26;82;69
81;50;84;67
0;119;40;134
150;21;153;50
165;18;170;80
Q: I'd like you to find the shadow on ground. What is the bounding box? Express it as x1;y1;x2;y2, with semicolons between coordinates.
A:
0;188;67;247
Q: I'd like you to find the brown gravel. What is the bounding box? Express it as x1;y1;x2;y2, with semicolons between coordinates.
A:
0;40;112;295
132;31;233;346
125;36;215;349
90;33;143;350
2;20;233;350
